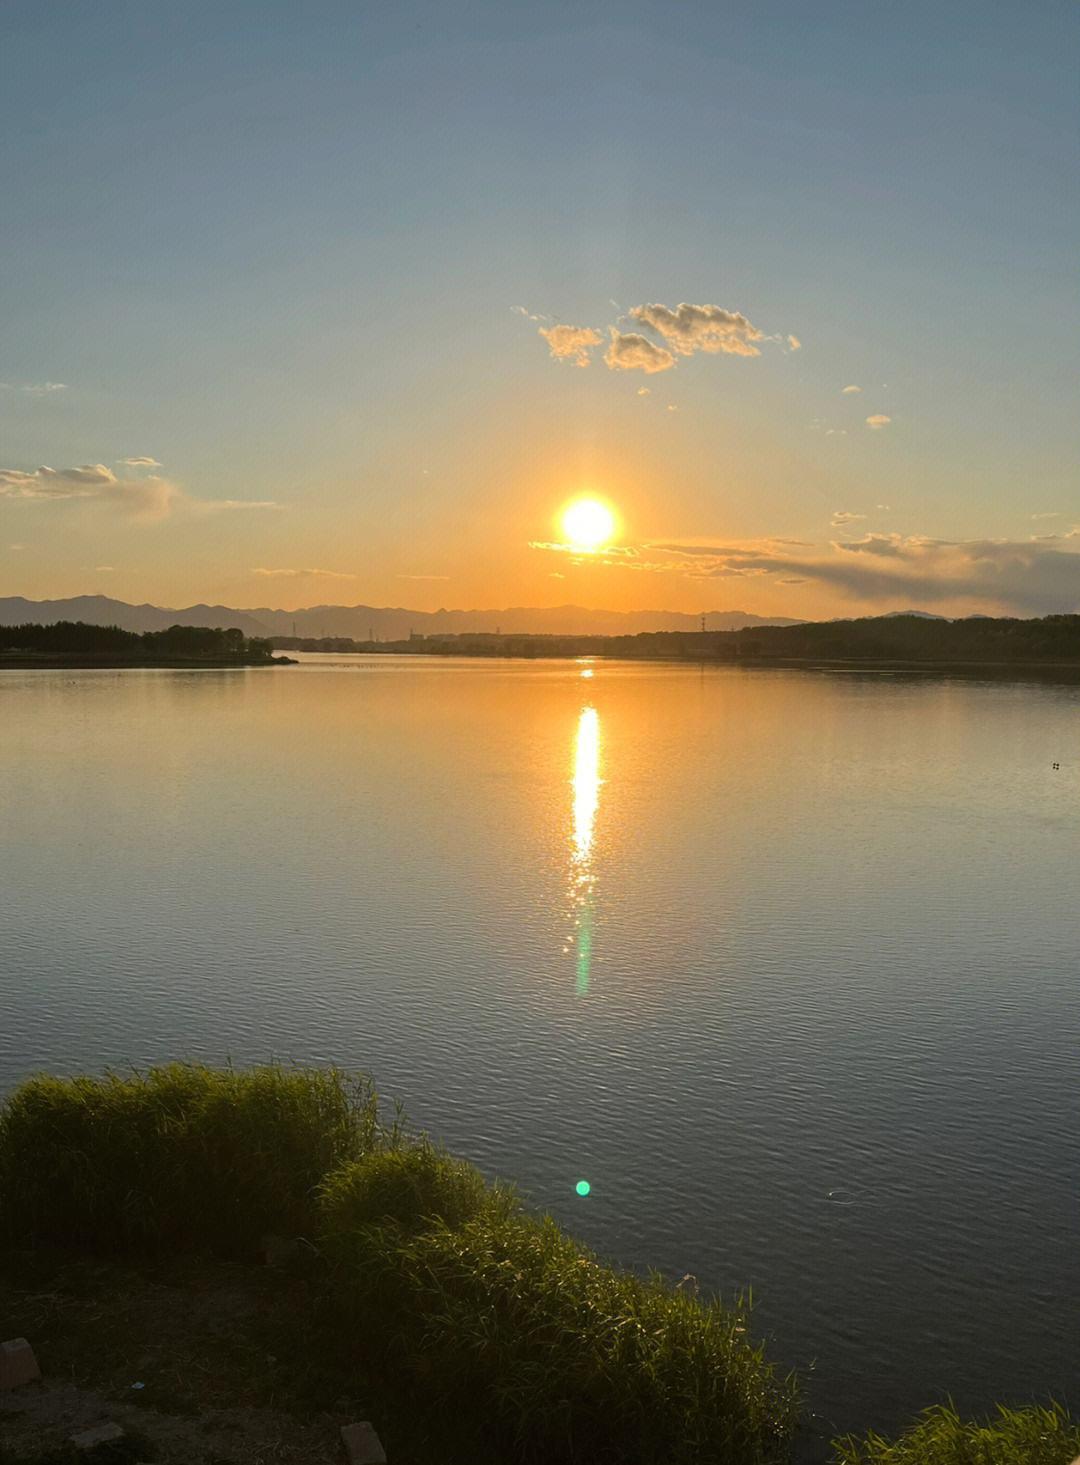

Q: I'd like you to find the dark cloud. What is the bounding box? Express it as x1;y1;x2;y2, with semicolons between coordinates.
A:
534;532;1080;614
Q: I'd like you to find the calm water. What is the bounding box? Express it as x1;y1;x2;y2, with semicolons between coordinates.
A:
2;655;1078;1447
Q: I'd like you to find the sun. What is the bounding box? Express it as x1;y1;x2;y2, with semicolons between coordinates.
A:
560;496;618;552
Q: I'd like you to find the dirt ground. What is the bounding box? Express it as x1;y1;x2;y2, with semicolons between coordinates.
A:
0;1249;382;1464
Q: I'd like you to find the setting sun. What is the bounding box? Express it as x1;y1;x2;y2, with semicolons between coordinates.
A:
560;497;618;553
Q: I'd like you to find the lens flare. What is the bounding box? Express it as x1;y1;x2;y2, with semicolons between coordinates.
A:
576;1179;591;1197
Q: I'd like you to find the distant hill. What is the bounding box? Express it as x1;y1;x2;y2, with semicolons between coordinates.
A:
0;595;270;637
0;595;802;639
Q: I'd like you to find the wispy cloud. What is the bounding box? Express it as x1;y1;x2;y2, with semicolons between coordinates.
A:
198;499;278;514
0;381;67;395
252;567;355;580
117;456;162;468
604;329;676;374
831;511;866;527
630;302;767;358
399;573;450;581
787;335;802;351
539;324;602;367
0;462;277;520
841;384;862;394
866;414;892;430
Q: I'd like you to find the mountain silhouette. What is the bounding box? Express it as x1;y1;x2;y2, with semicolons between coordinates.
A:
0;595;802;639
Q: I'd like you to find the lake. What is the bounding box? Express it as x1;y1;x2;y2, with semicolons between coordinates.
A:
2;654;1077;1449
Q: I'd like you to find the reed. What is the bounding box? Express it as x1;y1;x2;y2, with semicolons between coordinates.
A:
318;1149;796;1464
832;1401;1080;1465
0;1062;379;1253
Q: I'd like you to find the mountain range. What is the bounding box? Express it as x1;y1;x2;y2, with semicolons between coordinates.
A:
0;595;804;639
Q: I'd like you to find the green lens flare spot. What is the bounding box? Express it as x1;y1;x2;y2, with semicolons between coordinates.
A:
575;1179;591;1197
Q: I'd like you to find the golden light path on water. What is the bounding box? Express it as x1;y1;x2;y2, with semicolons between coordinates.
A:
570;700;602;996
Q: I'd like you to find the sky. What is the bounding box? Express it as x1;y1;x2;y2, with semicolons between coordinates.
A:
1;0;1077;620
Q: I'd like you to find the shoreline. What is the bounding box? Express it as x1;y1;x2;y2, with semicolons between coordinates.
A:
0;653;296;669
292;645;1080;678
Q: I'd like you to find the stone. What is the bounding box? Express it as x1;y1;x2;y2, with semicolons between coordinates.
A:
0;1337;40;1389
70;1422;125;1450
340;1420;387;1464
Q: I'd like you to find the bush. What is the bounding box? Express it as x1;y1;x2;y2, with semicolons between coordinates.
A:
318;1183;796;1465
832;1401;1080;1465
318;1141;516;1238
0;1063;379;1254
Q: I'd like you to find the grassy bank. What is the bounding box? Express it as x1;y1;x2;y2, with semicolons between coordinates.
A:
0;1065;1073;1464
0;1064;794;1464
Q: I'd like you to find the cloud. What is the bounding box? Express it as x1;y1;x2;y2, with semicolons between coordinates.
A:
604;328;676;374
630;302;766;358
0;381;67;395
252;567;355;580
831;511;866;527
0;462;277;520
666;403;678;412
866;414;892;430
787;335;802;351
841;384;862;394
539;324;602;367
198;499;278;513
93;565;115;572
531;530;1080;614
835;533;903;557
398;573;450;581
0;463;117;489
1031;512;1060;520
637;387;651;396
825;428;848;436
118;456;162;468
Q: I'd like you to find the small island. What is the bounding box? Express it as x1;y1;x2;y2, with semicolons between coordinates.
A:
0;621;294;668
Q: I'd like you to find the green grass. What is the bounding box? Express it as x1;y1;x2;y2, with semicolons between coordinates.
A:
0;1062;380;1254
319;1175;796;1464
832;1401;1080;1465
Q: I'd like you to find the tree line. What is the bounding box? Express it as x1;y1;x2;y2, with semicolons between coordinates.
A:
0;620;277;661
271;614;1080;665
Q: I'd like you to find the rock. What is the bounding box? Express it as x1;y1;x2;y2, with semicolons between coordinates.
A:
70;1422;125;1450
340;1420;387;1464
0;1337;41;1389
261;1232;300;1266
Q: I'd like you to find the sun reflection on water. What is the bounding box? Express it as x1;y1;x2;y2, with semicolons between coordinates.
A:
570;705;602;995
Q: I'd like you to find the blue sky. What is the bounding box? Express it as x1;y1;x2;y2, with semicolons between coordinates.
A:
1;1;1077;615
